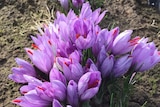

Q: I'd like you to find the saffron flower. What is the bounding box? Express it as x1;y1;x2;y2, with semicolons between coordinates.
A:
8;58;36;83
58;0;69;10
13;76;66;106
132;38;160;72
56;57;84;82
111;30;140;55
92;27;119;56
70;18;97;49
84;58;98;73
19;75;43;94
72;0;85;8
25;48;53;74
35;80;66;101
49;68;67;85
12;90;51;107
98;46;114;78
112;54;133;77
79;2;107;25
67;80;79;107
78;71;101;100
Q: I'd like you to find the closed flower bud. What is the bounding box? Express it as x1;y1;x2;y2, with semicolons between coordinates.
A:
67;80;79;107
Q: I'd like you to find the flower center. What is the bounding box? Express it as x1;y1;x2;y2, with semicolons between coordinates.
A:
88;79;99;89
76;34;80;39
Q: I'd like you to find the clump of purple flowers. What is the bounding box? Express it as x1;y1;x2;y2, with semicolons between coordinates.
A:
9;2;160;107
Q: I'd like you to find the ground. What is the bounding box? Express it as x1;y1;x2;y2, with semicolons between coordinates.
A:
0;0;159;107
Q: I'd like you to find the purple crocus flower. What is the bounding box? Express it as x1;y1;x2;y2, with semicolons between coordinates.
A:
12;90;51;107
67;80;79;107
63;62;84;82
92;27;120;56
55;57;71;71
97;46;107;66
105;27;120;51
83;58;98;73
70;18;96;49
92;29;109;56
8;58;36;83
111;30;133;55
69;50;82;63
91;8;107;25
35;80;66;101
132;38;160;72
111;30;141;55
79;2;107;24
58;0;68;10
55;10;76;25
25;48;53;74
31;33;59;66
112;54;133;77
49;68;67;85
56;56;84;82
58;21;71;42
14;81;66;107
20;75;43;94
18;75;66;105
57;40;75;57
78;71;101;100
51;80;66;97
100;54;114;78
72;0;85;8
98;47;114;78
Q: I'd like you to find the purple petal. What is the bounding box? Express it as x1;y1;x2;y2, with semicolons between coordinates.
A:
78;71;101;100
67;80;79;107
112;54;133;77
49;68;66;85
58;0;68;10
52;99;63;107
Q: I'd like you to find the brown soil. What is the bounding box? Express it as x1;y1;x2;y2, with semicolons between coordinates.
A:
0;0;159;107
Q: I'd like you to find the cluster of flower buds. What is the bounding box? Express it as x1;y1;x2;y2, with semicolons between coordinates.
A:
58;0;85;10
9;2;160;107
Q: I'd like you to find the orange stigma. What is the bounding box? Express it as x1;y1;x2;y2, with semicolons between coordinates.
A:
113;29;118;36
37;86;45;91
32;43;39;49
88;79;99;89
129;37;141;46
64;62;69;66
27;50;33;55
76;34;80;39
12;99;21;103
